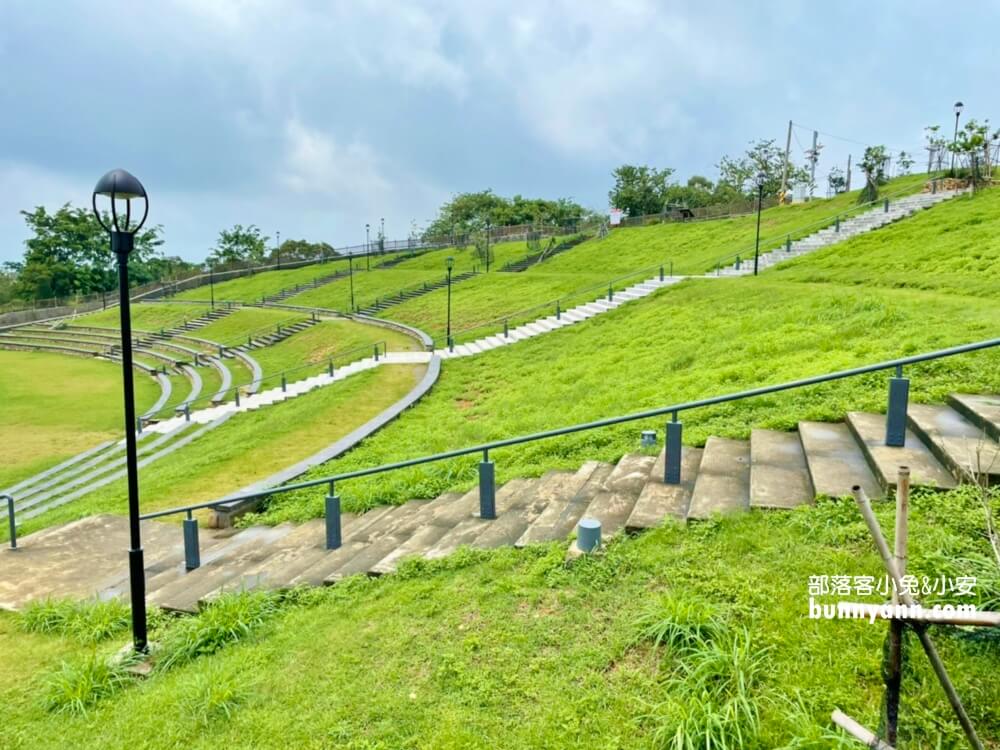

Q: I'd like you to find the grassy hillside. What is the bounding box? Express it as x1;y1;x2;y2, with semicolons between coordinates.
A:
0;351;160;488
2;484;997;748
76;302;212;331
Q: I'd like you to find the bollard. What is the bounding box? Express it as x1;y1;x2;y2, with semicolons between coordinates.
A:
608;284;613;301
665;415;683;484
374;344;380;362
235;388;241;407
248;334;252;347
281;374;287;393
659;265;664;281
448;336;454;353
218;345;224;358
5;495;16;549
504;319;509;338
735;255;741;270
669;260;674;277
885;366;909;447
325;485;342;549
785;235;791;253
184;403;191;421
479;453;496;519
183;512;200;570
884;198;890;213
835;216;840;232
328;360;334;377
641;429;657;448
556;301;561;320
577;518;601;553
137;417;143;434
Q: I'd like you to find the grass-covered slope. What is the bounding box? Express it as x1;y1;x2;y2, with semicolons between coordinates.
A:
2;485;997;748
0;351;159;489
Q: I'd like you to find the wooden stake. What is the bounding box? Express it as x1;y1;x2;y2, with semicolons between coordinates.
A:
853;486;985;750
832;709;895;749
886;467;910;744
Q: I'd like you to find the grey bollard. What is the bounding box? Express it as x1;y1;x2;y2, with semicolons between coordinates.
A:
885;370;910;447
665;419;683;484
577;518;601;553
183;515;200;570
641;430;657;448
479;458;496;519
325;491;342;549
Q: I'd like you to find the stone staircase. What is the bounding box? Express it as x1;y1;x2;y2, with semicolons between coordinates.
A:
160;307;234;335
356;270;478;316
438;275;686;358
233;318;319;351
4;392;997;613
261;269;350;304
499;234;588;272
716;189;964;276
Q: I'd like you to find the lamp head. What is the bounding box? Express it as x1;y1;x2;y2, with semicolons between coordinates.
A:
755;170;767;188
92;169;149;242
954;101;964;116
446;256;454;271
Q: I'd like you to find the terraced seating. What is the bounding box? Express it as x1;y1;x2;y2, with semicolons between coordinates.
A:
260;268;352;304
356;270;478;316
499;234;588;272
4;392;997;613
233;318;320;351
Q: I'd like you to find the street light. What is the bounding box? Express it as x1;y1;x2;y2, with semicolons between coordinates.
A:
952;101;964;174
209;262;215;310
380;217;385;255
348;252;355;312
753;170;766;277
485;219;491;273
365;223;370;271
445;256;454;351
275;230;281;270
91;168;150;654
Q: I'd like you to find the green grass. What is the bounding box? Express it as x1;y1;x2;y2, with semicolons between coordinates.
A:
193;308;309;348
75;302;212;331
0;350;159;489
2;485;997;747
15;363;427;537
173;259;352;304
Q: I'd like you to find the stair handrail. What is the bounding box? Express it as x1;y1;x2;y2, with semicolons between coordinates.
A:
706;177;952;273
139;334;1000;522
1;494;15;548
138;339;389;423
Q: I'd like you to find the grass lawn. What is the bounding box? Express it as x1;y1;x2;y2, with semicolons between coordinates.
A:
193;308;309;348
172;258;352;304
14;363;427;538
76;302;212;331
2;485;997;748
0;351;160;489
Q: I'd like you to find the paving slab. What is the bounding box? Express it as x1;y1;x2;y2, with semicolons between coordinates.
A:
626;447;703;530
516;462;612;546
798;421;881;499
846;412;957;491
423;479;535;559
948;393;1000;442
907;404;1000;482
687;437;751;519
749;429;814;509
471;471;583;549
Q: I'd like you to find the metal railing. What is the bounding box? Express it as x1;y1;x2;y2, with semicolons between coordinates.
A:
139;335;1000;572
2;495;14;549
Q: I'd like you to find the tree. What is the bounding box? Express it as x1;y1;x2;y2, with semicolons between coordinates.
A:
924;125;949;172
858;145;889;203
208;224;269;266
268;239;337;264
897;151;914;176
11;204;163;302
949;118;1000;178
827;167;847;195
716;139;807;199
423;190;586;240
608;165;675;216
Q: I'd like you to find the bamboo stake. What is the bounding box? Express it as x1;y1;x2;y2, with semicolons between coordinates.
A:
832;709;895;749
886;467;910;744
853;486;985;750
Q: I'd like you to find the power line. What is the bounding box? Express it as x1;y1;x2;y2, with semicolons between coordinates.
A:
791;121;921;157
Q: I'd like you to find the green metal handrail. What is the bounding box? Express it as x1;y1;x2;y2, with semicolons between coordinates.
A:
140;335;1000;526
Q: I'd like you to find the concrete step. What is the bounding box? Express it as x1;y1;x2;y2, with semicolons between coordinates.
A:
516;462;612;546
749;429;814;509
367;492;471;574
578;453;656;537
906;404;1000;483
798;421;881;499
948;393;1000;442
324;500;435;582
424;479;536;559
687;437;750;519
845;412;957;492
626;447;703;530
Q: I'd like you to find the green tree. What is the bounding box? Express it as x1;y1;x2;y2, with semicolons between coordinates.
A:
716;139;807;199
608;165;675;216
424;191;585;239
10;204;163;302
208;224;269;266
858;145;889;203
827;167;847;195
269;239;337;264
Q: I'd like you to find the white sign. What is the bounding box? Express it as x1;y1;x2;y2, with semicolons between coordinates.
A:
609;208;624;226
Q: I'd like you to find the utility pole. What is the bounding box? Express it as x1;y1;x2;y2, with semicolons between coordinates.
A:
779;119;792;201
809;130;819;198
846;154;852;191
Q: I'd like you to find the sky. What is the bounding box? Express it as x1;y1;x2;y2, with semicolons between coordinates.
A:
0;0;996;264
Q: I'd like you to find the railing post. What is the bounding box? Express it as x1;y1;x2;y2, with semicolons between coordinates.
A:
374;344;380;361
184;403;191;422
556;301;561;320
607;284;613;302
281;374;287;393
835;216;840;232
659;265;664;282
503;319;509;338
665;413;682;484
235;388;240;407
448;336;454;353
884;197;890;213
325;482;342;550
785;235;791;253
328;359;334;377
479;450;496;519
885;365;909;447
4;495;16;550
183;510;200;570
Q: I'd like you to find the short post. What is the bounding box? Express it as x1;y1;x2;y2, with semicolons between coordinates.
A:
835;216;840;232
669;260;673;277
184;402;191;422
884;197;890;213
659;265;664;281
503;319;509;338
448;336;454;353
277;324;282;335
607;284;613;301
183;511;200;570
235;388;240;407
218;345;224;358
884;466;909;745
885;365;909;447
479;451;496;519
785;235;791;252
328;359;334;377
247;334;252;347
311;311;317;322
577;518;601;553
556;301;561;320
374;344;380;361
932;179;938;194
136;417;143;434
665;414;682;484
4;495;16;550
281;374;287;393
325;483;342;550
640;429;657;449
735;255;741;270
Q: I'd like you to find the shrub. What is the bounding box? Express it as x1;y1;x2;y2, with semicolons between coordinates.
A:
179;665;249;726
634;594;725;654
41;654;132;716
21;598;130;644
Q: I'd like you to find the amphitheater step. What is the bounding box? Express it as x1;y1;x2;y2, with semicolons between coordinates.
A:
845;412;958;491
687;437;750;519
749;429;814;509
578;453;656;537
472;470;587;549
625;447;703;530
798;421;881;499
324;500;434;582
516;462;611;546
947;393;1000;443
906;403;1000;483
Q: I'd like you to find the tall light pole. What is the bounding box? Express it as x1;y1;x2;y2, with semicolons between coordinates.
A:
348;253;355;312
91;168;150;654
445;256;454;351
952;101;964;174
365;223;370;271
380;217;385;254
275;230;281;269
753;170;766;277
485;219;491;272
209;262;215;309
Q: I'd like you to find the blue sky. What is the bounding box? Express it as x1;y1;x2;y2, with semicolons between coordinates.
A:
0;1;995;264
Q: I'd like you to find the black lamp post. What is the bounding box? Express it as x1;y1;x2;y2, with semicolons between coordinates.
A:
209;262;216;309
952;101;964;174
91;168;150;654
380;217;385;254
348;253;355;311
753;170;766;277
365;223;370;271
485;219;491;273
445;255;454;351
275;230;281;270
